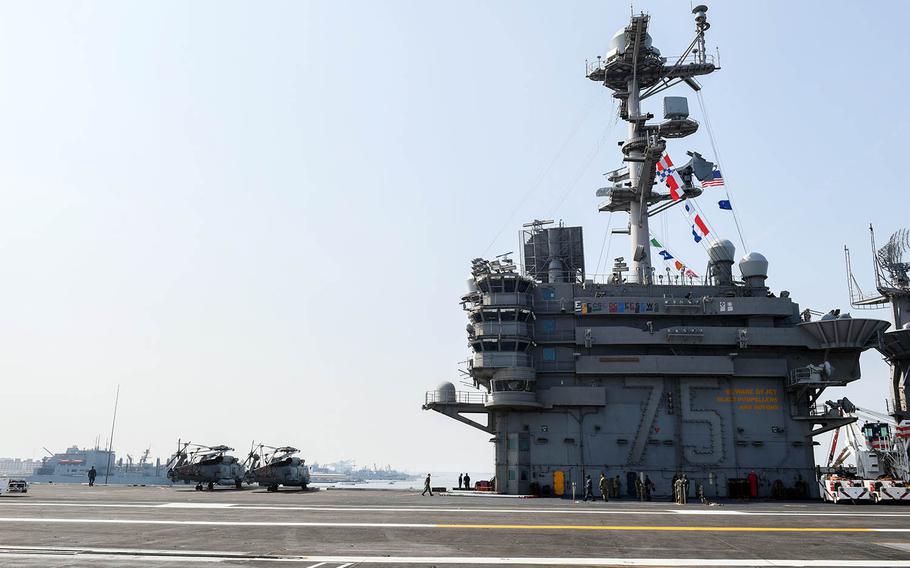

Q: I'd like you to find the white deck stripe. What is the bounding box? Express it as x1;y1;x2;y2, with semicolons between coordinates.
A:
3;500;910;517
0;547;908;566
0;517;907;532
0;517;429;528
0;552;221;563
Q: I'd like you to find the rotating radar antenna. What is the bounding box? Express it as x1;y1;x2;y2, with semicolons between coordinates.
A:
876;228;910;291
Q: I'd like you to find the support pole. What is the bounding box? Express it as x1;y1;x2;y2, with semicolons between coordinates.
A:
104;385;120;485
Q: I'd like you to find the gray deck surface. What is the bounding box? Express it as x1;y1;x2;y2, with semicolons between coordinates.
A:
0;484;908;567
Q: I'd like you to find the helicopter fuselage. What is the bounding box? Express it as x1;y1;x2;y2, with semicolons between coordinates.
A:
167;454;245;489
249;456;310;491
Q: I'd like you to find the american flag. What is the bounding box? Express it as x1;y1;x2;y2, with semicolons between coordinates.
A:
701;169;725;188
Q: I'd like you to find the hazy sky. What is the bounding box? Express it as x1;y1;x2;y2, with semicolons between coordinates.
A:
0;1;905;471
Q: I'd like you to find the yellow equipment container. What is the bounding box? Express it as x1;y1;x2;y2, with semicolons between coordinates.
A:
553;470;565;496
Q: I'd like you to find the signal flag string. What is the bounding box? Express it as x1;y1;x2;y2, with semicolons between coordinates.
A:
549;120;616;218
480;92;609;257
593;211;615;281
649;234;699;280
696;90;749;252
656;152;718;252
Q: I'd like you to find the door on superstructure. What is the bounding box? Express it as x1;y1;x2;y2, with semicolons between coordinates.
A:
626;472;638;498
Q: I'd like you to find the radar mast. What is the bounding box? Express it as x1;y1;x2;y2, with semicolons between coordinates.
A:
586;5;716;283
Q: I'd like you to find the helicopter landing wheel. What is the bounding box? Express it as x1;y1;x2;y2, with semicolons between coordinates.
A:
268;484;279;492
195;484;202;491
207;481;214;491
235;480;243;490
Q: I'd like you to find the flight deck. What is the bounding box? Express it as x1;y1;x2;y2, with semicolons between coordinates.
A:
0;485;908;567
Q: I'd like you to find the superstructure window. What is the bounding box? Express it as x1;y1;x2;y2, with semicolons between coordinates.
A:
492;380;533;392
542;347;556;361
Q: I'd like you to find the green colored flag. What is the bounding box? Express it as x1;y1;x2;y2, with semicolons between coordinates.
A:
650;238;662;247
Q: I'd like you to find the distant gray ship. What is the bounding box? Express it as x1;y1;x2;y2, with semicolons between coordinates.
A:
28;446;169;485
309;460;418;483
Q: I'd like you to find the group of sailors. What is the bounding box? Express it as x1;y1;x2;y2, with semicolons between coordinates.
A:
672;472;690;504
421;472;477;496
581;471;705;503
581;473;657;502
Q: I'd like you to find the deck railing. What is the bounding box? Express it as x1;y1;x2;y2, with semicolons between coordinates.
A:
424;391;489;405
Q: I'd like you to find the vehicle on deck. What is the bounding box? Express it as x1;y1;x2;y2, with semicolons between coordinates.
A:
866;479;910;503
819;402;910;504
819;477;871;503
247;445;310;492
165;442;249;491
5;479;27;493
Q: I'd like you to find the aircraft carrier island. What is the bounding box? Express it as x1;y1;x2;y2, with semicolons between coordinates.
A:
423;6;892;498
2;5;910;568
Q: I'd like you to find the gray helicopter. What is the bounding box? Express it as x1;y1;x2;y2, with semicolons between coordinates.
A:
246;444;311;492
165;442;249;491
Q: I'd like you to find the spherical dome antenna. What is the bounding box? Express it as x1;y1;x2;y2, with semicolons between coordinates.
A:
739;252;768;278
606;28;659;60
436;381;457;403
708;239;736;263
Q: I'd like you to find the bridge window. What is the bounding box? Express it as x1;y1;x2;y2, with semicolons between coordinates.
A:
492;380;533;392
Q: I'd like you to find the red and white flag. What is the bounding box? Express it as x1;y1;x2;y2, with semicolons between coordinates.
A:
656;154;684;201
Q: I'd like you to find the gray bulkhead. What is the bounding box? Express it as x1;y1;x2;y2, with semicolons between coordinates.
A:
482;277;881;496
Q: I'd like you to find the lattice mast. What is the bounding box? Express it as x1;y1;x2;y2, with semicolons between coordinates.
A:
845;225;910;419
586;6;716;283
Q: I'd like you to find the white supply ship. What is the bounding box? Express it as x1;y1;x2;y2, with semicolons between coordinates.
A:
28;445;169;486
